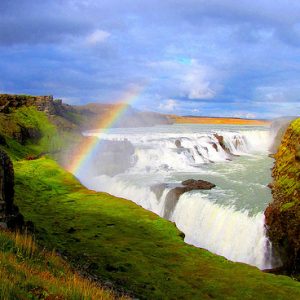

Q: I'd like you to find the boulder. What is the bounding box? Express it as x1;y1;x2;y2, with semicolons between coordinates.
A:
163;179;216;219
182;179;216;190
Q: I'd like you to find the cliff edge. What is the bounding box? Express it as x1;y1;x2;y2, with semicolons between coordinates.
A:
265;118;300;276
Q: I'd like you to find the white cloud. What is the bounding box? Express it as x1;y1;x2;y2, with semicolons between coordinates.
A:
148;59;221;100
182;69;216;99
158;99;178;112
86;29;111;45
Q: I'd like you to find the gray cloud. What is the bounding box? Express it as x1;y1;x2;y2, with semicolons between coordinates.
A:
0;0;300;118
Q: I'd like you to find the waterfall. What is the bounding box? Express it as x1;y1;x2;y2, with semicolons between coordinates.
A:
171;193;274;269
77;125;278;269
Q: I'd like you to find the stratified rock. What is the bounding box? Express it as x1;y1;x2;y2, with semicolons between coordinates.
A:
214;133;230;153
0;149;24;229
163;179;215;219
0;94;55;114
264;118;300;276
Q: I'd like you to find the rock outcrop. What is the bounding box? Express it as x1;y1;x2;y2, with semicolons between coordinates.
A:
264;118;300;276
0;149;24;229
0;94;75;117
163;179;216;219
0;94;55;114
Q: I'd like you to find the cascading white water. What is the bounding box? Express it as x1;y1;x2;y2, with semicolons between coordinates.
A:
171;193;273;269
77;124;280;270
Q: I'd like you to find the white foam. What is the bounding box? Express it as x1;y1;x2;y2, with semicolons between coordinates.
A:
171;193;276;269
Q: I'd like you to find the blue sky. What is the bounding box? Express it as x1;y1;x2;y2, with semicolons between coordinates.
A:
0;0;300;118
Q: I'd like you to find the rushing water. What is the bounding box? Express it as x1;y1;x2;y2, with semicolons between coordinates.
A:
75;124;281;269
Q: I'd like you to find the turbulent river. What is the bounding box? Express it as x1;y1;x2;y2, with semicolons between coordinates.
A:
75;124;281;270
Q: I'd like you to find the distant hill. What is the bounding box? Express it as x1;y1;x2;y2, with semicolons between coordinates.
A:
74;103;173;129
0;94;172;131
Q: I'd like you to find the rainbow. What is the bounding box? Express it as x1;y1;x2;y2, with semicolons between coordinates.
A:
68;85;144;176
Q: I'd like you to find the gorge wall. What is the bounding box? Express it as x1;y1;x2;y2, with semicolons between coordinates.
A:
0;149;23;229
265;118;300;276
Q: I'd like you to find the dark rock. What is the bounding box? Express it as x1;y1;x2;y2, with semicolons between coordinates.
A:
175;139;182;148
182;179;216;190
0;149;14;214
0;149;24;229
163;179;216;219
214;133;230;153
211;143;218;151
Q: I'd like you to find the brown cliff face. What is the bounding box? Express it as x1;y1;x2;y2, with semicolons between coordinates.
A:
265;118;300;276
0;149;23;229
0;94;56;114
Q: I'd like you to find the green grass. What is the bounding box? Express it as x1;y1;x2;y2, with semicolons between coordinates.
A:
274;118;300;201
12;157;300;300
0;106;81;161
0;230;125;300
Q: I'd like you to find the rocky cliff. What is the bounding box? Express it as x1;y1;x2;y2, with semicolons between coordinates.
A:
0;149;23;229
265;118;300;276
0;94;73;116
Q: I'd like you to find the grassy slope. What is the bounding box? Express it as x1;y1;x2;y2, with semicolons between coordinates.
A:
13;157;300;300
0;230;120;300
1;106;300;299
0;107;123;299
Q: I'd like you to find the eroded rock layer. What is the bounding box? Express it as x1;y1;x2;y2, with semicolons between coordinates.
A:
265;118;300;275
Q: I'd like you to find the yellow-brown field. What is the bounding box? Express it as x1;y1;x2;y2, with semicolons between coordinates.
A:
169;115;270;126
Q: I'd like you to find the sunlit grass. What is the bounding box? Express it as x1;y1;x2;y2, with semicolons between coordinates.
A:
0;230;129;299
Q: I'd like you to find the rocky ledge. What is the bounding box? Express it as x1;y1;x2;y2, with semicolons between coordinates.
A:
151;179;216;220
264;118;300;276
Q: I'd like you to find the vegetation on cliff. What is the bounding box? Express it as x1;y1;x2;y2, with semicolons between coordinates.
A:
265;118;300;276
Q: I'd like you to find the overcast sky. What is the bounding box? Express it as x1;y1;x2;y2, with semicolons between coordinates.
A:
1;0;300;118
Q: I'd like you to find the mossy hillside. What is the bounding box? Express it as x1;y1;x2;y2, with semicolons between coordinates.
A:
13;157;300;300
265;118;300;275
0;230;123;300
0;106;80;160
273;118;300;198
